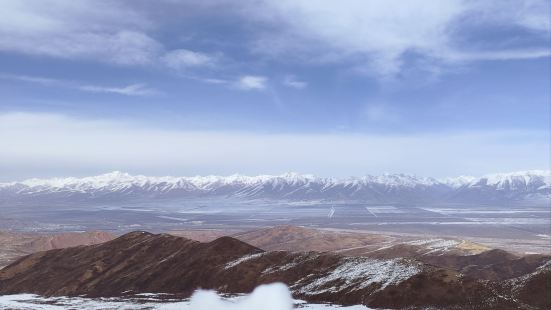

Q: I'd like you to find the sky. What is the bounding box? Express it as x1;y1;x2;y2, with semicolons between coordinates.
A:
0;0;550;180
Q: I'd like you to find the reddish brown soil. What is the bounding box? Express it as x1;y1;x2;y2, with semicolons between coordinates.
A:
1;231;548;309
0;231;114;268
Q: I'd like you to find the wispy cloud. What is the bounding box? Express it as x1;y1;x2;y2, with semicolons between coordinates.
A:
200;77;230;85
0;74;61;85
0;73;158;96
0;1;160;65
247;0;551;78
444;48;551;62
78;83;158;96
181;74;274;91
1;0;548;82
468;0;551;33
249;0;466;77
161;49;218;70
0;1;220;70
282;75;307;89
235;75;268;90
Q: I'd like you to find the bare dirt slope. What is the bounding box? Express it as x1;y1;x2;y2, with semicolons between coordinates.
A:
0;231;114;268
172;225;551;281
2;231;544;309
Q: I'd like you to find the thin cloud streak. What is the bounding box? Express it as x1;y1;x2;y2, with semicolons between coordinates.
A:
78;84;158;96
282;75;307;89
444;48;551;62
0;73;158;96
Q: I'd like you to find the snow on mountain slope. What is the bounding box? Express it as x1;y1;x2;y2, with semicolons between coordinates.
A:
448;170;551;202
442;175;477;188
0;170;549;203
478;170;550;190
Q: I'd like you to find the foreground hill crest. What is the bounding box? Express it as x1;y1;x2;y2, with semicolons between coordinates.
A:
1;231;549;309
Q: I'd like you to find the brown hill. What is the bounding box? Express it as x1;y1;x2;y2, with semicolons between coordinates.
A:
510;262;551;309
0;230;114;269
0;232;262;297
0;231;547;309
231;225;389;252
199;225;550;281
420;248;551;281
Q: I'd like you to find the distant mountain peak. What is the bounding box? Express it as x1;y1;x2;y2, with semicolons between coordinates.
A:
1;170;549;203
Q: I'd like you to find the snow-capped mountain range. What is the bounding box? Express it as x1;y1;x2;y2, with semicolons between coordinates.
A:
0;170;549;204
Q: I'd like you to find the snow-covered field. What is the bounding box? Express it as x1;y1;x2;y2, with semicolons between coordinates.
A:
0;284;374;310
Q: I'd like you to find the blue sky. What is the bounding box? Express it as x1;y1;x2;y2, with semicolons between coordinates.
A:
0;0;549;180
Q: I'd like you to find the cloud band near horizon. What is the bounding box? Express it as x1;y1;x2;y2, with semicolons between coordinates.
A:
0;112;547;181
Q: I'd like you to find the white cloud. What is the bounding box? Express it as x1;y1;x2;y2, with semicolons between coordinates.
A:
445;48;551;62
200;77;230;84
78;83;158;96
283;75;307;89
468;0;551;33
162;49;218;69
0;73;158;96
0;1;160;65
0;1;218;69
248;0;551;78
0;74;61;85
0;112;548;180
182;74;274;91
189;283;293;310
250;0;466;77
235;75;268;90
0;0;548;78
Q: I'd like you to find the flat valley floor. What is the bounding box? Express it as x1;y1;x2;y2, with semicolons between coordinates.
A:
1;200;549;254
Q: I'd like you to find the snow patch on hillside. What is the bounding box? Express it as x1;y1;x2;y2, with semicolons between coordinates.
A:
224;252;266;269
295;257;421;295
